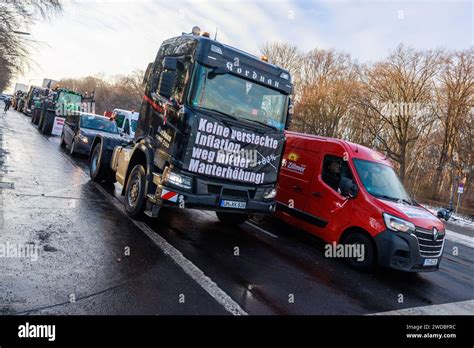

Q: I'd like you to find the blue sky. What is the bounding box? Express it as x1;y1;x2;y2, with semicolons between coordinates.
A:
16;0;473;87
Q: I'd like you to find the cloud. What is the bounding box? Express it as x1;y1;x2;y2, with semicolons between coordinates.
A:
14;0;473;86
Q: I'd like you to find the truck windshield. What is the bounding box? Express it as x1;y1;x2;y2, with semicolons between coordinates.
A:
58;91;82;106
353;159;413;204
80;115;118;134
190;64;287;130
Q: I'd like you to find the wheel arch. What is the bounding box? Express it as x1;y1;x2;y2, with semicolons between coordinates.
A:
338;226;378;259
121;141;154;196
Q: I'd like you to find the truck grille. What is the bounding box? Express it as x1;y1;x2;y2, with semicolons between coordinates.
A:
414;227;445;257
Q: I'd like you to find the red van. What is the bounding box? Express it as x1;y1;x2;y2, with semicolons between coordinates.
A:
275;131;445;272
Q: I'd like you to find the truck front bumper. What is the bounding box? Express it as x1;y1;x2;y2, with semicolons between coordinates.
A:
153;174;276;214
374;229;445;272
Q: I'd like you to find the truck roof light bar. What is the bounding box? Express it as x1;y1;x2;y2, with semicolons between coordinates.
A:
261;55;269;62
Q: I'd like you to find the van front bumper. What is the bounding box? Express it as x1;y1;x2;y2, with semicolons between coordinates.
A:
374;229;444;272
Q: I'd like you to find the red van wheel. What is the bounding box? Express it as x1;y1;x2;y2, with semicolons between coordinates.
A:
342;233;376;272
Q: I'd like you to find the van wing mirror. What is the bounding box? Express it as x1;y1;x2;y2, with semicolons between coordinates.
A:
339;177;359;198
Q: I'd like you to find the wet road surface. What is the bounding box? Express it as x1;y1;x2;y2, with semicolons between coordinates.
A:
1;108;473;315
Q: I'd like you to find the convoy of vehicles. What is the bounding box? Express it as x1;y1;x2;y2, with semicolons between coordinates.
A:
35;88;90;135
111;108;140;139
276;132;445;271
61;112;120;155
22;85;45;115
89;27;293;224
10;26;448;274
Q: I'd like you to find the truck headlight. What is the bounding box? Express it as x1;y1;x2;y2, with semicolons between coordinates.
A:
383;213;415;233
164;169;192;190
263;187;277;199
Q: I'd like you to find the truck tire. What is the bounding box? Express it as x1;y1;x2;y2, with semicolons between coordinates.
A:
60;131;66;148
342;233;376;272
90;143;116;184
33;109;41;125
216;212;248;225
70;139;77;156
124;164;146;219
41;111;55;135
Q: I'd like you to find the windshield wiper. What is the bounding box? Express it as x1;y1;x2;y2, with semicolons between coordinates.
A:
195;106;239;122
239;117;278;132
372;194;413;205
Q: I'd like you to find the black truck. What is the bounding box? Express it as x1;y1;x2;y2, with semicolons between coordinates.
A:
89;27;293;224
36;88;91;136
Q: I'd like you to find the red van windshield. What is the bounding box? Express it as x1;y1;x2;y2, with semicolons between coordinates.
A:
353;158;413;204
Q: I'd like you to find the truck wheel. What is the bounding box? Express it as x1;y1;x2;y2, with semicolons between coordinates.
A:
216;212;248;225
60;131;66;148
125;165;146;219
342;233;376;272
70;139;77;156
33;110;41;125
90;143;115;184
41;111;55;135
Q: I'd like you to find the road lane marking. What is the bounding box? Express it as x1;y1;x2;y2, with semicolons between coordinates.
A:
445;229;474;249
93;183;248;316
245;221;278;238
54;141;248;316
371;299;474;315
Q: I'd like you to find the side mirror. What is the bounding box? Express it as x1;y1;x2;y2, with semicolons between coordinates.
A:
339;177;359;198
208;67;228;79
163;57;178;70
158;71;177;99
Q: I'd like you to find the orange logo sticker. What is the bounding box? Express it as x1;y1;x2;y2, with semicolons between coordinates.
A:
287;152;299;162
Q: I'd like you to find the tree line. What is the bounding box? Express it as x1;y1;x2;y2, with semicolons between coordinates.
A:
261;43;473;209
0;1;62;92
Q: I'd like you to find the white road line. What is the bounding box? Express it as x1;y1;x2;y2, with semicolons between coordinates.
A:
371;299;474;315
445;229;474;249
93;183;248;316
55;142;248;316
245;221;278;238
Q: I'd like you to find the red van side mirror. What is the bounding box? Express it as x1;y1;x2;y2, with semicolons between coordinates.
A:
339;178;359;198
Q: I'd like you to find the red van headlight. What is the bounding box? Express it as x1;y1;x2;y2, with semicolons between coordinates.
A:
383;213;415;233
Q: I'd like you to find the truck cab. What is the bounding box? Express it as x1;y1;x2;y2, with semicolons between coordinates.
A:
276;132;445;272
112;108;140;139
89;27;293;224
36;88;87;135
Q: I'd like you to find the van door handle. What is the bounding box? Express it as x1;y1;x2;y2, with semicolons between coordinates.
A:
292;185;302;192
312;191;323;197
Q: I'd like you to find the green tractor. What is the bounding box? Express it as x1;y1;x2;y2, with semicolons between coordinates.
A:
37;88;91;136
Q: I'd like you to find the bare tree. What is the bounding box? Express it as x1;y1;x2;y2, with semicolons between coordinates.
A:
0;1;62;91
432;49;474;197
293;49;359;137
357;45;443;184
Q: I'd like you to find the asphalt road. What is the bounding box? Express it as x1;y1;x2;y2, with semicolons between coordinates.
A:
1;106;473;315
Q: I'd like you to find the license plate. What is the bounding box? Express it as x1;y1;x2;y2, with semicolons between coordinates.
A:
423;258;438;266
220;200;247;209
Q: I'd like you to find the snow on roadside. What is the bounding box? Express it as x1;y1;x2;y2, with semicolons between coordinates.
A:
420;204;474;230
